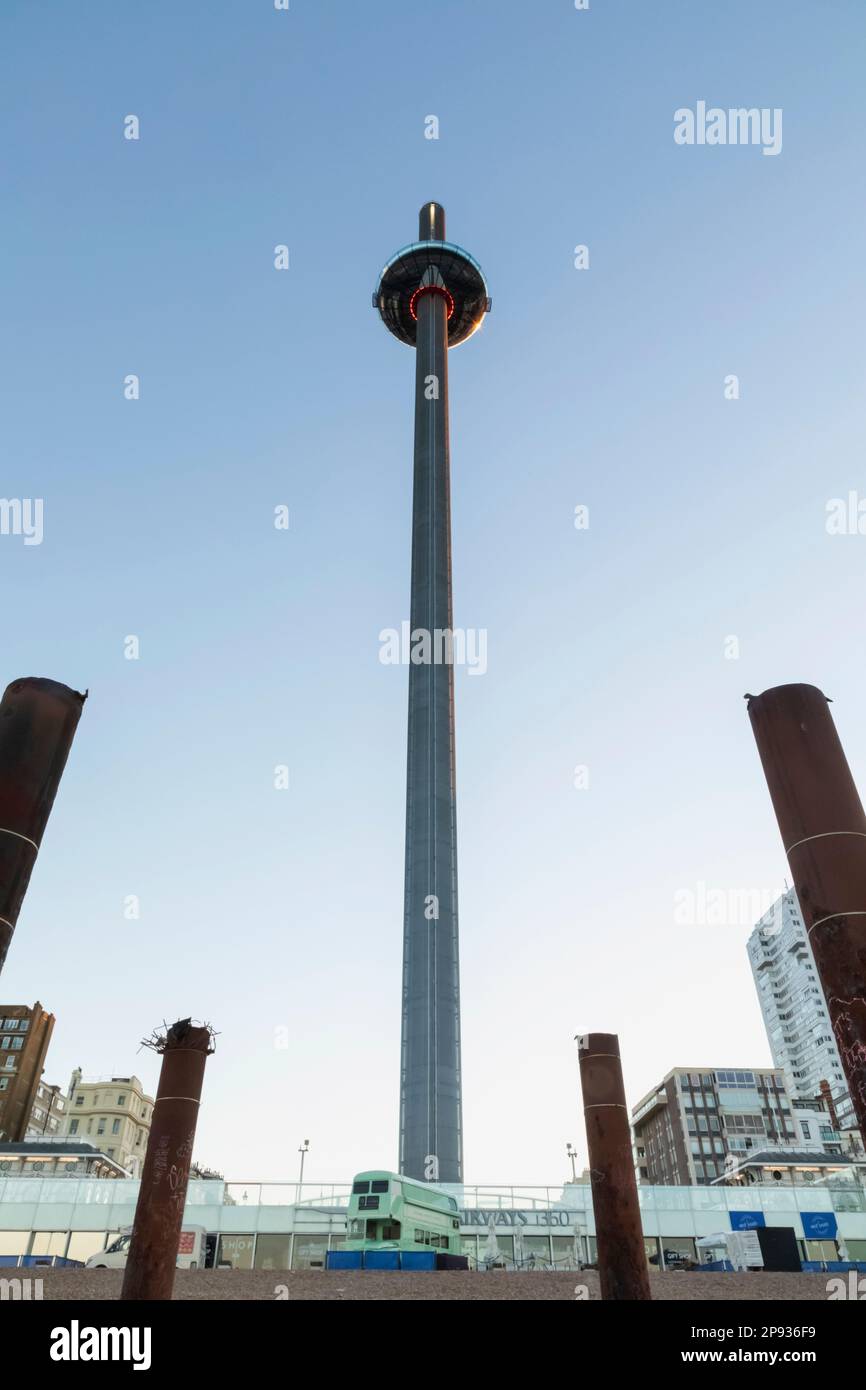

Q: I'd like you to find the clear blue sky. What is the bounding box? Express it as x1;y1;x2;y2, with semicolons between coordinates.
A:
2;1;864;1185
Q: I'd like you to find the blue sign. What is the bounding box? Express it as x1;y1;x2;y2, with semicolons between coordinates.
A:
730;1211;765;1231
801;1211;837;1240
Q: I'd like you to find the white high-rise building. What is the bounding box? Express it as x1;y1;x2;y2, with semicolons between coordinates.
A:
748;890;854;1129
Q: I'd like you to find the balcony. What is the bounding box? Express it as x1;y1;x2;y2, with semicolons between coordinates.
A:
632;1091;668;1125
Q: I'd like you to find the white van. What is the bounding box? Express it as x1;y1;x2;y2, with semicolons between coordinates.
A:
86;1226;206;1270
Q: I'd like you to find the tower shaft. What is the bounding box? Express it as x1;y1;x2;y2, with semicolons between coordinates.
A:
377;203;489;1184
399;276;463;1183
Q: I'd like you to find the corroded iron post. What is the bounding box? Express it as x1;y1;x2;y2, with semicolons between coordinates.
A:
577;1032;651;1300
747;684;866;1142
121;1020;215;1301
0;677;86;973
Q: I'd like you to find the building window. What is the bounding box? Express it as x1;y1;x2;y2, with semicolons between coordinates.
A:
75;1096;84;1106
3;1020;19;1030
0;1038;9;1050
11;1038;23;1051
112;1119;120;1135
117;1095;126;1106
4;1058;15;1071
97;1120;106;1135
19;1021;28;1032
0;1079;8;1092
723;1114;765;1135
69;1119;79;1134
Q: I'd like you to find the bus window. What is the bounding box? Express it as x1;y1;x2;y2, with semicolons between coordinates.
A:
371;1179;389;1193
358;1195;379;1210
348;1220;364;1239
352;1180;370;1195
382;1223;401;1240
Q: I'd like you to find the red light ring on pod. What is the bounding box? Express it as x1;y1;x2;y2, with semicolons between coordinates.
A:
409;284;455;321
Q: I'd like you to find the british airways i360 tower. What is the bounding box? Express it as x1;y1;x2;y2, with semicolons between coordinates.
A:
374;204;491;1183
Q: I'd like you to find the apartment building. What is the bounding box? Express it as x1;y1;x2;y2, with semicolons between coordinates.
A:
0;1002;55;1142
24;1081;66;1138
63;1070;154;1177
748;889;854;1127
631;1065;840;1186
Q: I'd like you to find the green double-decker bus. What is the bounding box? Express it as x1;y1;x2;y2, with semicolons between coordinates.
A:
345;1171;462;1255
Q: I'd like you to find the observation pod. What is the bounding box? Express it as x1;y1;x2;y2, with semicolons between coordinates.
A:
374;203;492;347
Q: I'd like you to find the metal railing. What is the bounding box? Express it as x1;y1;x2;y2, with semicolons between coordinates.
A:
0;1176;862;1216
221;1182;585;1211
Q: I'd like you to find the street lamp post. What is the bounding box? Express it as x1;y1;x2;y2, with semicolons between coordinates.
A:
297;1139;310;1202
566;1142;579;1182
